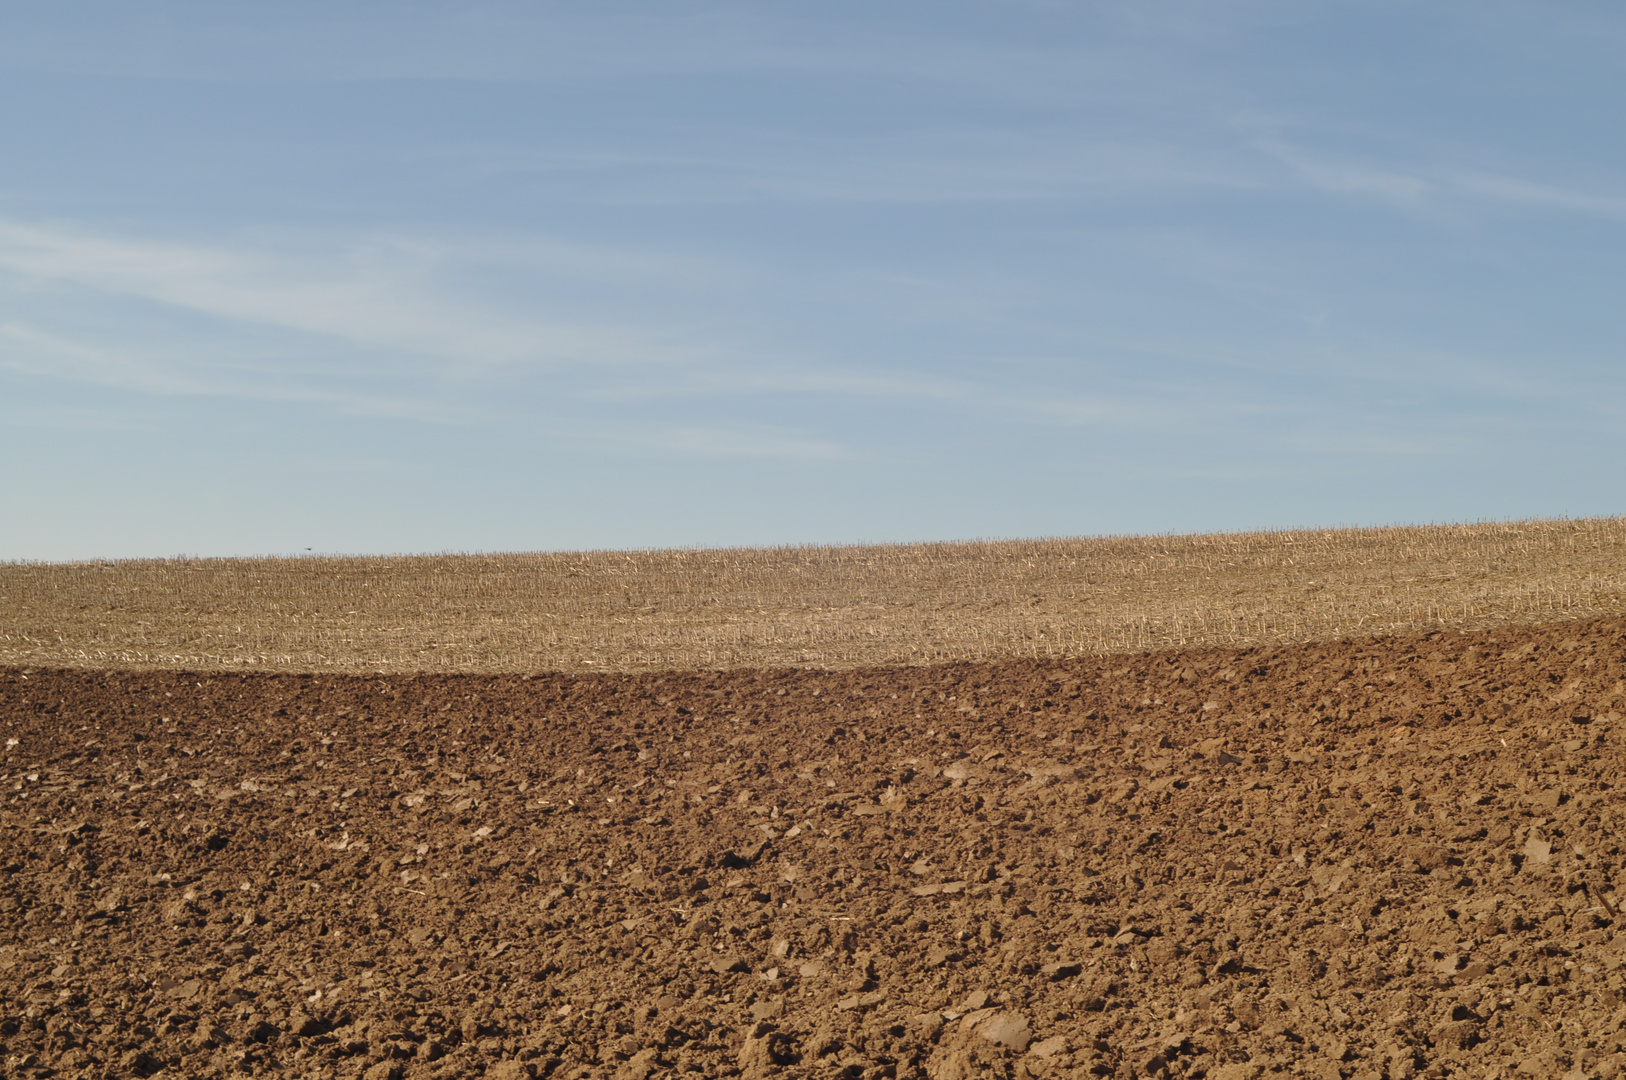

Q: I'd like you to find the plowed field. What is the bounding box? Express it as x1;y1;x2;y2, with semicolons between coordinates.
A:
5;616;1626;1080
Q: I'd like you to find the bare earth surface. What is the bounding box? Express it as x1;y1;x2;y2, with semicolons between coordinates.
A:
5;616;1626;1080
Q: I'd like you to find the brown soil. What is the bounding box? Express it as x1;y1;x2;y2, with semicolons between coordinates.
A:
4;616;1626;1080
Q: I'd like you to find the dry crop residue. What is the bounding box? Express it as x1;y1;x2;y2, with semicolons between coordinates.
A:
4;616;1626;1080
5;516;1626;674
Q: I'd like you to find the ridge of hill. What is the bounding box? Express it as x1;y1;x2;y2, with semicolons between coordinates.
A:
4;516;1625;673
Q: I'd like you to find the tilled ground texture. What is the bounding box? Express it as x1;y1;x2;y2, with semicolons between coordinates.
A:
4;618;1626;1080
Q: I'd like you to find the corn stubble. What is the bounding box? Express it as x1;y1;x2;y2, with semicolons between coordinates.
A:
2;516;1624;674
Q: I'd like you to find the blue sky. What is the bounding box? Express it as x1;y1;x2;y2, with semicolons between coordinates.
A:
2;2;1624;559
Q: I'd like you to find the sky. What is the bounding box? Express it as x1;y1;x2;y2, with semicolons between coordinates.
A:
2;2;1624;560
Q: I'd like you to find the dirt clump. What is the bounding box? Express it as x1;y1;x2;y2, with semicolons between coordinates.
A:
3;616;1626;1078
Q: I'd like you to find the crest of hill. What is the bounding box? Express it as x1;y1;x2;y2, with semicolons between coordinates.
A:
2;516;1624;673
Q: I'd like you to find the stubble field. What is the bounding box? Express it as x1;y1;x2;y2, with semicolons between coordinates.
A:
3;517;1625;674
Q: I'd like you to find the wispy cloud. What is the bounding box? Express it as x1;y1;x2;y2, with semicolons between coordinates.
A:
0;220;697;370
0;4;1230;95
0;216;1237;436
0;320;497;425
707;134;1260;206
1447;170;1626;222
657;425;853;461
0;321;200;396
1255;140;1431;206
1256;138;1626;225
547;418;856;462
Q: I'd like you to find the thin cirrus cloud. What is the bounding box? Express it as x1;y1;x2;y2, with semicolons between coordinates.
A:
1445;171;1626;222
1252;138;1626;223
617;423;854;463
0;216;1060;428
0;202;1593;446
0;4;1228;90
0;216;1078;434
610;134;1263;207
0;321;501;428
0;219;698;373
0;209;1268;432
568;365;1186;436
0;321;201;397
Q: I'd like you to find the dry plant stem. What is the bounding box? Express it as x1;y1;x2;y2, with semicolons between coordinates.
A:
3;516;1625;674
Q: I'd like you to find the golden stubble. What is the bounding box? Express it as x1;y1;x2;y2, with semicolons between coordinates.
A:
3;516;1624;674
